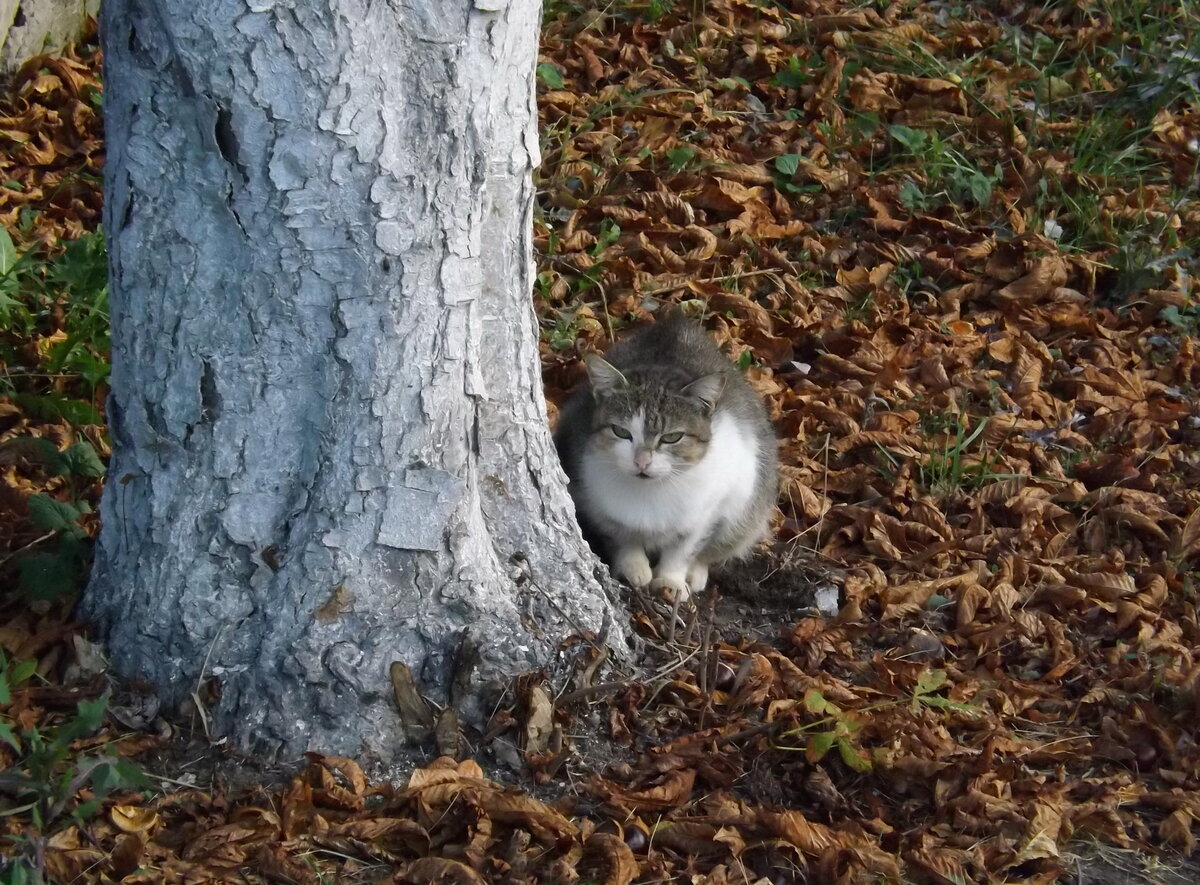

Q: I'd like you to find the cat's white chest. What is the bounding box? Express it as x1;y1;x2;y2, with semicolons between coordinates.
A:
580;411;758;545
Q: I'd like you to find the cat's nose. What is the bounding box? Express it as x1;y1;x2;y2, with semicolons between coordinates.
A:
633;451;653;472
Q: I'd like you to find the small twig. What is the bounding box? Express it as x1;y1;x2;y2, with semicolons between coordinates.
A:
666;590;684;644
716;721;783;747
580;642;610;684
556;680;630;705
593;275;617;344
642;646;702;707
697;589;719;731
645;268;782;295
149;772;206;790
189;625;225;742
0;531;56;569
818;431;831;552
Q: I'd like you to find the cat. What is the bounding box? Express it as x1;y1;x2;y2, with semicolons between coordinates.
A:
554;313;778;600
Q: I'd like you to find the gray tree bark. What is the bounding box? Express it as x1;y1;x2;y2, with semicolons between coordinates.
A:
84;0;622;762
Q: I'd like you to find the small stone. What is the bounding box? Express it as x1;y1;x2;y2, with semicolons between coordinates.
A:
904;630;946;662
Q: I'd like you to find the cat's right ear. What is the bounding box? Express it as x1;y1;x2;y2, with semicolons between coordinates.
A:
681;372;726;412
584;354;627;396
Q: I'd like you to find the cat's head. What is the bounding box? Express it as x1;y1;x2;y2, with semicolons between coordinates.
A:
584;354;725;480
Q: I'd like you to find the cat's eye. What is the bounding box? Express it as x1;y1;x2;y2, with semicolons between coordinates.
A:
609;424;632;440
659;432;684;444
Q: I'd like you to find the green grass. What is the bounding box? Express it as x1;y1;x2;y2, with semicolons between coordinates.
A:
0;226;109;423
0;223;109;601
872;412;1019;498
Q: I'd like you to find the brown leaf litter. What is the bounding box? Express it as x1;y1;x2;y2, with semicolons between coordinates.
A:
4;2;1200;883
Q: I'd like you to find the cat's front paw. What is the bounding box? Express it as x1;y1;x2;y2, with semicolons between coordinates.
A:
651;572;691;603
613;547;653;589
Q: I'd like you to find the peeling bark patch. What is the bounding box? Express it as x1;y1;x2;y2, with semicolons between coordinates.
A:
222;491;289;546
375;219;412;255
378;467;464;551
408;1;472;43
269;131;324;190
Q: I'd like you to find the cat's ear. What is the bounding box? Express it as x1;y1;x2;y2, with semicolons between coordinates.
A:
681;372;726;412
584;355;628;396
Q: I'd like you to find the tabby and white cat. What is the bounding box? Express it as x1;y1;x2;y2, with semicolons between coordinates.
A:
554;314;777;600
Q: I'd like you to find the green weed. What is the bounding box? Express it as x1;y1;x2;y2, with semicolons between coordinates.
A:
875;412;1016;497
536;63;565;89
916;414;994;495
885;125;1000;213
779;671;978;772
844;290;876;325
0;437;105;600
0;660;148;883
0;226;109;414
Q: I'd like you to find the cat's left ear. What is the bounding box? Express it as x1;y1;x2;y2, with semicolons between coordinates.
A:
681;372;726;412
584;354;628;396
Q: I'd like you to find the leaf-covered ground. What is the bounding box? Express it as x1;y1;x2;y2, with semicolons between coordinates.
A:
3;2;1200;883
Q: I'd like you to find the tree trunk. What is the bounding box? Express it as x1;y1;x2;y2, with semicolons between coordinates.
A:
84;0;622;762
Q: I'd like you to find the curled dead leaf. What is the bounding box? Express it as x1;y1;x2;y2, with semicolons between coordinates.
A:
111;804;159;835
581;831;638;885
1176;506;1200;561
1159;808;1197;854
594;768;697;811
397;857;486;884
523;682;555;754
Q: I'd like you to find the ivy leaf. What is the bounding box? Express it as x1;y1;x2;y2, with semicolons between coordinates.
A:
11;658;37;687
806;730;836;763
27;494;82;532
1160;305;1188;329
0;437;65;472
72;797;104;824
889;124;927;153
0;721;19;751
967;171;995;206
93;758;149;793
837;738;872;772
774;153;801;177
665;145;697;173
54;696;108;749
915;669;949;696
899;179;926;212
536;63;564;89
12;393;104;426
773;56;811;88
803;688;835;715
60;442;106;478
